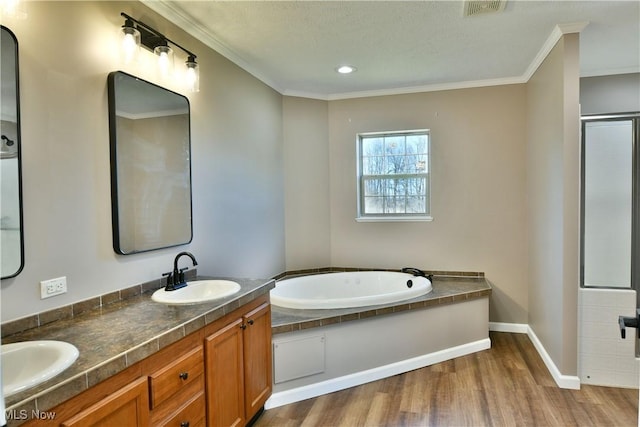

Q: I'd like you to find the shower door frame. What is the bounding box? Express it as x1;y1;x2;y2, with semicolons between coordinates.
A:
580;112;640;306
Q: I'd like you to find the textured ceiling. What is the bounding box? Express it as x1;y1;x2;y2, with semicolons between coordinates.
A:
144;0;640;100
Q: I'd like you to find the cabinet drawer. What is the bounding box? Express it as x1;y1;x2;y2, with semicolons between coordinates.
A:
149;346;204;408
156;392;206;427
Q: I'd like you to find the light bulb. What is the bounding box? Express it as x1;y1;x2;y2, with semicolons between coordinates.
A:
121;31;139;64
154;44;174;79
120;18;140;65
185;55;199;92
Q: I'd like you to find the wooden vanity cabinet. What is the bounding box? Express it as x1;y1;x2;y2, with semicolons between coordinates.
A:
60;377;149;427
206;318;246;427
22;364;145;427
28;332;205;427
242;302;273;420
21;294;272;427
205;295;272;427
146;339;206;427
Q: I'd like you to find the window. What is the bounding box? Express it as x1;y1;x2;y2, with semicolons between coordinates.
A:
356;129;431;221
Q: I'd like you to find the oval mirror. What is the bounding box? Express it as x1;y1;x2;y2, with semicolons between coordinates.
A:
0;25;24;279
107;71;193;254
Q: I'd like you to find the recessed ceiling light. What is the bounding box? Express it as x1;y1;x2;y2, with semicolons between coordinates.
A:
336;65;357;74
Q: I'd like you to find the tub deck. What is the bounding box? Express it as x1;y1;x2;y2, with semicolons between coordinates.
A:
267;274;492;409
271;275;492;334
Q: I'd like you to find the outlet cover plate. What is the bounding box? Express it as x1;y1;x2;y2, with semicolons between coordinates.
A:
40;277;67;299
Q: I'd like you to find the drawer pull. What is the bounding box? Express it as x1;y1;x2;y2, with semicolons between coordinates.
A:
179;372;189;380
180;422;190;427
240;324;247;330
248;319;254;325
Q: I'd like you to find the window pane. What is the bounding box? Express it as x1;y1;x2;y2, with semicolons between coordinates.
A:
407;195;426;213
362;137;383;156
384;197;407;213
384;136;405;155
364;196;384;213
406;177;426;196
407;134;428;155
364;178;384;196
385;155;408;174
413;155;428;173
362;156;384;175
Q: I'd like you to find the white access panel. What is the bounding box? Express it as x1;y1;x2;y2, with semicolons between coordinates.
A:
273;334;325;384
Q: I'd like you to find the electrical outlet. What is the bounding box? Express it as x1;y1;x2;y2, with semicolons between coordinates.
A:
40;276;67;299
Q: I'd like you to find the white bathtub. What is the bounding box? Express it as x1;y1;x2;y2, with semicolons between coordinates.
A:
270;271;432;309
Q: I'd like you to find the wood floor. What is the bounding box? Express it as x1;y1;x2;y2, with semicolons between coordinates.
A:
255;332;638;426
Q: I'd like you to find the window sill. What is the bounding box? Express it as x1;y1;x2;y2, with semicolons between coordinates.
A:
355;216;433;223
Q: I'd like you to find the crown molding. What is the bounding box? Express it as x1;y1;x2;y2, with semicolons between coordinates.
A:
324;76;527;101
522;21;589;82
141;0;285;94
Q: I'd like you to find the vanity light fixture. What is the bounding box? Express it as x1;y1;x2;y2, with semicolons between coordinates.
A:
119;12;200;92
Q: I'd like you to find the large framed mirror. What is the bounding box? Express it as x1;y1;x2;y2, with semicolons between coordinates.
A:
108;71;192;255
1;26;24;279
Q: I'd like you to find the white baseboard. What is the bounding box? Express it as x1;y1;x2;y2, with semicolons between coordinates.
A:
266;324;582;409
265;338;491;409
491;322;581;390
489;322;528;334
526;326;581;390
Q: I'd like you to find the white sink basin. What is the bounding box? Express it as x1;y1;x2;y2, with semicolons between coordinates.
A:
151;280;241;305
2;340;79;397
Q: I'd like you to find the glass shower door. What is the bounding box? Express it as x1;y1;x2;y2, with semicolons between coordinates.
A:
582;118;634;289
581;114;639;381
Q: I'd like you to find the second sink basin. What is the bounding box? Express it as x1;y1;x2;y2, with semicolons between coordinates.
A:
151;280;241;305
2;340;79;397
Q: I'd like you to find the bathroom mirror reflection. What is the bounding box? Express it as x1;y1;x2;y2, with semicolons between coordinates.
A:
108;71;192;255
0;26;24;279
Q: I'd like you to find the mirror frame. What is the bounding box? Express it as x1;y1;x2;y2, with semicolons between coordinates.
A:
107;71;193;255
1;25;24;279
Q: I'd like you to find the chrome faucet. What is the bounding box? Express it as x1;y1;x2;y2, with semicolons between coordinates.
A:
164;252;198;291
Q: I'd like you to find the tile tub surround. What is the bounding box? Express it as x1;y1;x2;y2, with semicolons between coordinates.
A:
1;276;275;413
271;275;492;334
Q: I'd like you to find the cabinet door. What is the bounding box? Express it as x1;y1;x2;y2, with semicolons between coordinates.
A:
61;377;149;427
243;302;272;420
205;318;245;427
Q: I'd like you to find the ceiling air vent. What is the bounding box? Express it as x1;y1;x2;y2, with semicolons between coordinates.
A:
464;0;506;17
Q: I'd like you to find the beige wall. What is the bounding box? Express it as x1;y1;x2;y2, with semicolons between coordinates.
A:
581;73;640;115
526;34;581;375
283;97;331;269
1;1;285;322
284;85;529;324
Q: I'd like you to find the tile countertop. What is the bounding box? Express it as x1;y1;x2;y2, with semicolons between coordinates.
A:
2;276;275;411
270;276;492;334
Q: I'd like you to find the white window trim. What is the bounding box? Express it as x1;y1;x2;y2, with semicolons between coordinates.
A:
355;215;434;223
355;129;432;222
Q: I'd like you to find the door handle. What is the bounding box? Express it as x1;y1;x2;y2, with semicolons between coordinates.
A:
618;308;640;339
